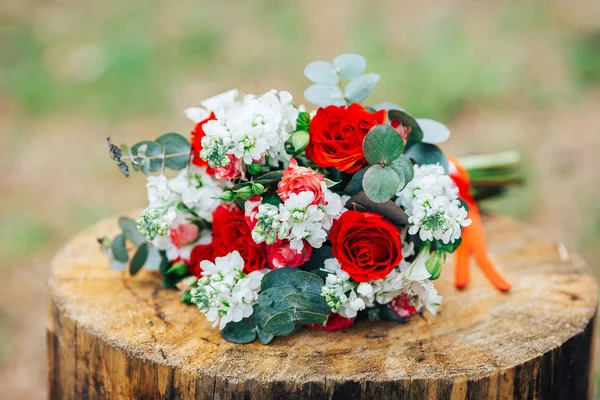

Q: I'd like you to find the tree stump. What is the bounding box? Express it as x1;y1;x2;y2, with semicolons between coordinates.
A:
47;215;598;400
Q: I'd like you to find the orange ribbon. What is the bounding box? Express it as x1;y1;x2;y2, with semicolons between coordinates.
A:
448;156;511;292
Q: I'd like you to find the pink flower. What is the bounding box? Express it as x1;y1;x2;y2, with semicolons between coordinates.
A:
265;239;312;269
277;158;326;205
169;223;200;248
390;120;411;141
389;293;420;318
244;195;263;230
307;313;355;331
209;154;246;180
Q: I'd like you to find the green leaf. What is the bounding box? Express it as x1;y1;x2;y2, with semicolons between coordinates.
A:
344;73;380;104
256;328;275;345
283;293;312;311
259;287;296;315
435;237;462;254
362;165;403;203
416;119;451;144
261;267;296;290
130;243;148;275
118;217;146;246
344;167;368;195
289;271;324;293
346;192;409;226
293;310;327;325
296;112;311;131
155;133;190;170
263;311;296;336
362;124;404;165
303;291;331;315
254;170;283;184
390;155;414;188
220;319;257;344
262;192;283;207
388;110;424;145
425;251;442;280
404;142;449;173
333;53;366;80
132;141;163;172
304;61;339;85
108;254;128;271
304;84;346;107
111;234;129;263
144;245;162;271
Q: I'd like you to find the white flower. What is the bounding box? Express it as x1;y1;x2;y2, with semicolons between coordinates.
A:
184;89;240;123
397;164;471;244
320;258;366;318
168;166;222;222
190;251;264;329
278;191;326;250
146;175;178;209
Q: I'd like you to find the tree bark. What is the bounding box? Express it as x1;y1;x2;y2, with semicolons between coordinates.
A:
47;215;598;399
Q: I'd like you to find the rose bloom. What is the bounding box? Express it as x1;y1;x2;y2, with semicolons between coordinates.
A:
265;239;312;269
329;211;403;282
210;154;246;180
305;103;386;173
389;292;420;319
307;313;355;331
390;120;411;141
211;204;267;273
190;112;216;167
188;243;215;278
277;158;325;205
169;223;200;248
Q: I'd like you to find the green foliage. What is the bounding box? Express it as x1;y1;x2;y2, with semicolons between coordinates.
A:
130;243;148;275
425;251;442;280
155;133;190;170
344;167;368;196
346;192;409;226
304;61;339;85
362;165;402;203
404;142;449;173
220;319;258;344
110;234;129;262
296;112;311;131
118;217;146;246
363;124;404;165
568;31;600;87
333;54;366;79
344;73;380;104
388;110;424;145
304;84;346;107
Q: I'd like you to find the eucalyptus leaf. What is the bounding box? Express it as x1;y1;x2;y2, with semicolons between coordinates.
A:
344;73;380;104
390;156;414;186
289;271;324;293
261;267;296;290
416;119;451;144
155;133;190;170
332;53;366;79
118;217;146;246
304;84;346;107
130;243;148;275
304;61;339;85
293;310;327;325
344;167;368;195
132;141;163;172
109;254;128;271
388;110;424;145
303;291;331;314
220;319;257;344
373;102;406;113
283;293;312;311
256;328;275;345
363;165;403;203
110;234;129;263
363;124;404;165
263;312;296;336
144;244;162;271
345;192;409;226
404;142;449;173
259;286;296;315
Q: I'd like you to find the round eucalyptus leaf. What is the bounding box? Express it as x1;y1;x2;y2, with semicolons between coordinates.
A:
130;243;148;276
220;319;257;344
416;119;451;144
332;53;366;79
131;141;163;172
344;166;368;195
256;328;275;345
290;271;324;293
111;234;129;263
344;73;380;104
404;142;449;173
372;102;407;113
388;110;424;145
259;286;296;315
109;255;127;271
118;217;146;246
263;312;296;336
155;133;190;170
304;84;346;107
293;310;327;325
261;267;296;290
362;124;404;165
302;291;331;315
283;293;312;311
362;165;403;203
390;156;414;190
304;61;339;85
144;244;162;271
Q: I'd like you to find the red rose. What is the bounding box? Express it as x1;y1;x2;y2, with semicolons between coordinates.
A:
190;112;216;167
305;103;386;173
211;204;267;273
188;243;215;278
307;313;355;331
329;211;402;282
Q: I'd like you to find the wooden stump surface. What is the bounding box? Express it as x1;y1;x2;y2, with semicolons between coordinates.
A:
47;215;598;399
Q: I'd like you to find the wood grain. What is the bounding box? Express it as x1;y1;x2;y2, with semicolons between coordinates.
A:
47;215;598;399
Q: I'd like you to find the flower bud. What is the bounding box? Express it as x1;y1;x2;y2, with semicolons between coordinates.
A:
235;185;254;200
290;130;310;152
215;191;235;202
251;182;265;195
248;163;264;176
167;262;188;276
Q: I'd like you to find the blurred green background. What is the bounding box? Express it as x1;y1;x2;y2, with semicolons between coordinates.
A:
1;0;599;398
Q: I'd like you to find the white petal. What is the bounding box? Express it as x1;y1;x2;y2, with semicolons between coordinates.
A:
184;107;210;123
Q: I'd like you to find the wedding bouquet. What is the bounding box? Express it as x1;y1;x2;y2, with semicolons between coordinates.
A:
101;54;515;344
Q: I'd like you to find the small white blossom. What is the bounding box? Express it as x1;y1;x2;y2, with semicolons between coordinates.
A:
190;251;264;329
320;258;366;318
168;166;222;222
397;164;471;244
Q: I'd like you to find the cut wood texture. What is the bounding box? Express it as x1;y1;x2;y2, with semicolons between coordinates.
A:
47;215;598;399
